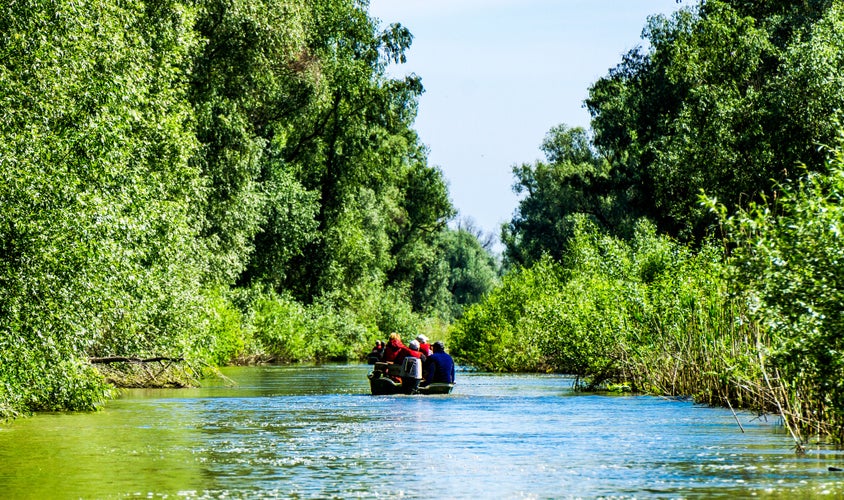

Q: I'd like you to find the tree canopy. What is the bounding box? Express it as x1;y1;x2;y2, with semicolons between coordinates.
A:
506;0;844;264
586;0;844;240
0;0;500;417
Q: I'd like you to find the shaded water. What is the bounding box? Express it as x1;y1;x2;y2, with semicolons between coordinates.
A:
1;364;842;498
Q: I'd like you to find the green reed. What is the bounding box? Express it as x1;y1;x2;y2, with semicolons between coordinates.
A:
452;213;843;447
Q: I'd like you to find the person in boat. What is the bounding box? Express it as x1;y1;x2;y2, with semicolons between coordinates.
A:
382;332;405;363
421;341;455;387
416;334;432;356
394;339;424;366
380;334;421;382
409;340;426;362
367;340;385;363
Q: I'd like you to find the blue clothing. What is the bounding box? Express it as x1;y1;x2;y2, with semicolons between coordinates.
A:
423;351;455;385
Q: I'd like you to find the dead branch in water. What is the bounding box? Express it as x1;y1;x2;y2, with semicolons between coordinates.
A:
89;356;195;388
89;356;184;364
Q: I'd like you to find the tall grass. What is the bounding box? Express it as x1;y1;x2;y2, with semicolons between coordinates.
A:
702;145;844;446
451;215;842;447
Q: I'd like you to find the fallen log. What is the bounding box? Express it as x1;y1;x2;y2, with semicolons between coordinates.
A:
89;356;193;388
89;356;184;364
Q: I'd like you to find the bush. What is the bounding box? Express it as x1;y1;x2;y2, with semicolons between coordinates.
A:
452;216;763;401
246;291;312;362
450;257;558;371
191;289;245;366
708;144;844;442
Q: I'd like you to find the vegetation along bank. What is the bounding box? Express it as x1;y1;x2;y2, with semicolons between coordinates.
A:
3;0;844;448
0;0;498;418
453;1;844;447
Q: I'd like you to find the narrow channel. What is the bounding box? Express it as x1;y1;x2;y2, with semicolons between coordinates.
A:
0;364;841;498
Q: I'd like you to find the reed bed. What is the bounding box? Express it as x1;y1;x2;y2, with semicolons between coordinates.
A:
604;273;842;449
452;217;844;447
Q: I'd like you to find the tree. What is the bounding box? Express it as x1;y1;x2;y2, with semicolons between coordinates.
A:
189;0;317;285
411;222;500;321
0;0;459;417
586;1;844;241
0;0;205;412
502;125;626;266
269;1;452;303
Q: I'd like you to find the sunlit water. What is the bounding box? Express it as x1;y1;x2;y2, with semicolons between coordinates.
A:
1;364;842;499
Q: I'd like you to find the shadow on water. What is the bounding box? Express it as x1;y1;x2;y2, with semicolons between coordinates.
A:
1;364;842;499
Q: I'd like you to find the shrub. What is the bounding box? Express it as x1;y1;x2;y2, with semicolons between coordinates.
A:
707;144;844;442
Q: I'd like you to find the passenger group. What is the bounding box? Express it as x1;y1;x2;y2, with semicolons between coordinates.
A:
369;332;455;387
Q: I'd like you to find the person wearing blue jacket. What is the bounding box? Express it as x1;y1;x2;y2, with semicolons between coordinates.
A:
421;341;455;386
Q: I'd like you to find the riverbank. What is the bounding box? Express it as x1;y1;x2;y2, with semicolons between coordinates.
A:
450;209;844;448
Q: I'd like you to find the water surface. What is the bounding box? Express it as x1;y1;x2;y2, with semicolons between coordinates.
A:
0;364;842;498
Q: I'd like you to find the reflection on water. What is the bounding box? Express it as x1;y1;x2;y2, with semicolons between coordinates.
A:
0;364;842;498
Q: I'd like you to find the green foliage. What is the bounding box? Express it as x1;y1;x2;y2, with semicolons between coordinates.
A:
503;125;625;266
450;256;557;372
237;287;381;363
239;166;320;289
190;289;245;366
373;286;423;336
706;144;844;441
270;1;453;304
305;300;371;361
455;218;764;400
411;222;500;321
189;0;314;285
772;3;844;170
492;0;844;443
0;0;463;417
0;0;204;415
584;1;844;241
442;228;499;317
248;291;312;362
468;140;844;442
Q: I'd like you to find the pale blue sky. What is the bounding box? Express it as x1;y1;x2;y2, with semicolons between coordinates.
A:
368;1;686;252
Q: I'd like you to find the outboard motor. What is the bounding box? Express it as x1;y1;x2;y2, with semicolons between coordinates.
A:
400;356;422;394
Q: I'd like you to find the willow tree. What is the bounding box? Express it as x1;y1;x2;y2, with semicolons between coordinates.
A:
0;0;204;413
586;0;844;241
189;0;320;287
265;1;454;305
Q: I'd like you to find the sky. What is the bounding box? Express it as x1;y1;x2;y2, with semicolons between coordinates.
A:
367;0;686;253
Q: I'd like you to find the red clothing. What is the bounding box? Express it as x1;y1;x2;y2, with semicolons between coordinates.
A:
382;338;405;362
419;342;432;356
393;346;421;365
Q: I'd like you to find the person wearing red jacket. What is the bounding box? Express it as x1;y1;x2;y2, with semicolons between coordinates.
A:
381;333;422;383
394;339;423;366
382;332;405;363
416;334;432;356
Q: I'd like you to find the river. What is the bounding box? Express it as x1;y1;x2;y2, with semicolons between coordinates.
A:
0;364;842;498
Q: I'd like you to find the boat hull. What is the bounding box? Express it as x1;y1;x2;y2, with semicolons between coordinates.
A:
368;361;454;396
416;382;454;395
368;374;414;395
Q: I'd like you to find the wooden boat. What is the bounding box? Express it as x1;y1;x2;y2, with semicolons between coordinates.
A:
367;359;454;395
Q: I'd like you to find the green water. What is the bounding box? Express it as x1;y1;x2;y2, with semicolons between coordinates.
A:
0;364;842;498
